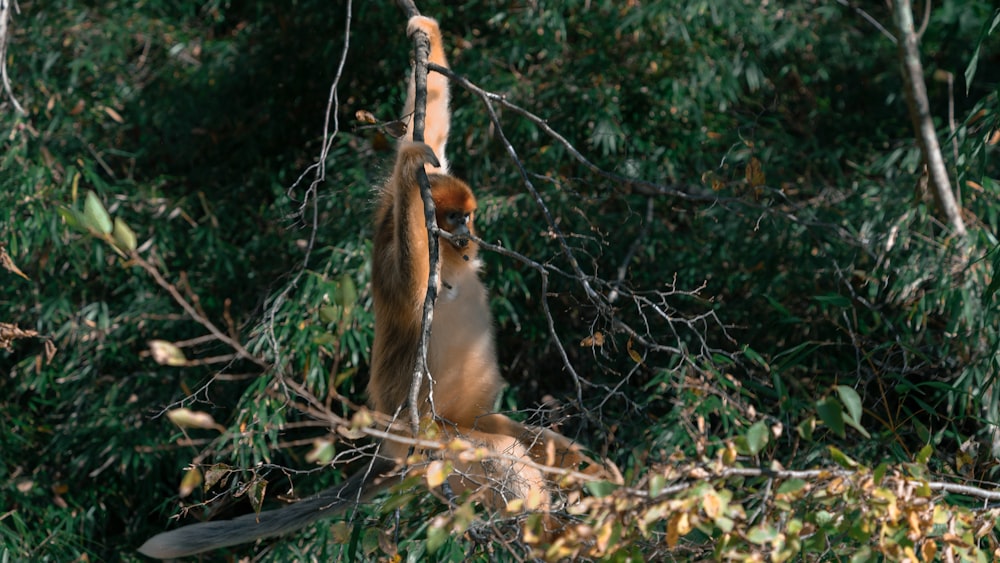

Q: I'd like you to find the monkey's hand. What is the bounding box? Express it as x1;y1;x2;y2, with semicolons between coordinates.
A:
397;141;441;172
407;15;441;40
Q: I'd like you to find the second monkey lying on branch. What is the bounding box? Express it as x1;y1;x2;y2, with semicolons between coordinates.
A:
139;15;612;559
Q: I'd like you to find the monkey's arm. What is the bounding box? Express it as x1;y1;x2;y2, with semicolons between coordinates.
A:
386;142;442;309
403;16;451;172
138;458;394;559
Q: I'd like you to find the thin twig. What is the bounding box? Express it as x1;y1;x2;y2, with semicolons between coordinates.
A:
132;252;267;368
429;63;708;201
608;196;655;303
835;0;898;43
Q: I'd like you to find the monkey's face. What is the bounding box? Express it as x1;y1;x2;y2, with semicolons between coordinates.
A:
442;209;473;247
431;176;478;250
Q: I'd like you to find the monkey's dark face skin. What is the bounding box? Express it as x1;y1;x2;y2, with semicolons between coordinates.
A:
442;210;473;247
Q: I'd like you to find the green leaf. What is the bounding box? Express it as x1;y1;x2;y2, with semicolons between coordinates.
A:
742;345;770;372
336;274;358;311
965;9;1000;94
745;420;769;456
58;206;89;234
83;191;113;235
873;462;888;485
850;547;874;563
427;522;448;554
776;478;807;495
112;217;137;252
843;415;872;439
984;244;1000;303
816;397;845;438
915;443;933;464
835;385;862;425
828;445;859;469
585;480;620;497
362;527;380;555
649;473;666;497
796;417;815;441
305;439;336;465
746;523;778;544
319;305;342;324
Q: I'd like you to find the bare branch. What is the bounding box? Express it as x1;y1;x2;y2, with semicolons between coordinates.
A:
0;0;26;115
404;17;443;436
395;0;419;19
892;0;967;237
131;252;267;369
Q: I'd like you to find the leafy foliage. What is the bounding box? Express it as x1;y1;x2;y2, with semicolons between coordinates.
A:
2;1;999;561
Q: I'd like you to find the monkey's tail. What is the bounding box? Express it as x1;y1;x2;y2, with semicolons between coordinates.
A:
138;460;394;559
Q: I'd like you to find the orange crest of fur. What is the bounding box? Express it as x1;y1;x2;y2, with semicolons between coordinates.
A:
431;177;477;227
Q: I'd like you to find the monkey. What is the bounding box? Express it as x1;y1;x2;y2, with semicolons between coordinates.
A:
138;16;605;559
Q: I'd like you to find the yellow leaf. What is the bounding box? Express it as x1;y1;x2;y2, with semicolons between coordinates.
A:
745;157;766;188
920;539;937;562
178;467;202;498
148;340;187;366
627;336;644;365
166;408;220;431
350;408;374;430
580;332;605;347
525;486;546;511
330;521;351;544
426;460;450;489
595;519;614;554
103;106;125;124
505;498;524;513
666;513;681;547
702;489;722;519
355;109;377;124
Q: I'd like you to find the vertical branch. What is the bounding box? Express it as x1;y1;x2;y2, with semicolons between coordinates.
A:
396;0;418;19
1;0;26;115
892;0;967;237
403;9;443;435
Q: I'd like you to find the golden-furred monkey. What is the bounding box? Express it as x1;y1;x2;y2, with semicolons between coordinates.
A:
138;15;605;560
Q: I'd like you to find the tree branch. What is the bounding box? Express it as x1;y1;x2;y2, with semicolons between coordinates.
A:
0;0;26;115
395;0;419;19
892;0;967;237
401;4;442;436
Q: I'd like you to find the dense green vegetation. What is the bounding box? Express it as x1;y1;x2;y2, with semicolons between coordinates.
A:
2;1;999;560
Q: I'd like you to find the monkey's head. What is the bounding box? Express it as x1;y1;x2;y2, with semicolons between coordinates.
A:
430;175;478;263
